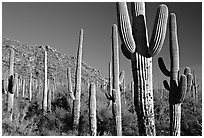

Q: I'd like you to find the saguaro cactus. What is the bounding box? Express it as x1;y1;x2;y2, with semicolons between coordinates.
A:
158;13;192;136
116;2;168;135
7;46;16;121
89;83;97;136
29;73;32;101
72;29;84;130
67;67;75;100
112;24;122;136
22;78;25;98
42;46;48;114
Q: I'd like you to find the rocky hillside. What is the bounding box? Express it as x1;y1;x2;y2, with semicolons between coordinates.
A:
2;37;108;88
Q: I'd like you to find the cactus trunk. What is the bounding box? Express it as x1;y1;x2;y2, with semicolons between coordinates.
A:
47;80;52;112
131;54;155;135
72;29;84;131
43;46;48;114
112;24;122;136
8;47;15;121
67;67;75;100
29;73;32;101
89;83;97;136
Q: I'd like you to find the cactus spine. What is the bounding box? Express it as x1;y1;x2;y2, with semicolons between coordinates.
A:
43;46;48;114
67;67;75;100
72;29;84;130
89;83;97;136
112;24;122;136
158;13;192;136
116;2;168;135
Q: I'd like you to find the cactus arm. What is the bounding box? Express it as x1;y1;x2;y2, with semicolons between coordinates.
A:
158;57;170;77
169;13;179;80
116;2;136;53
183;67;191;75
177;74;187;103
163;80;170;91
121;43;131;60
186;74;193;93
148;4;168;56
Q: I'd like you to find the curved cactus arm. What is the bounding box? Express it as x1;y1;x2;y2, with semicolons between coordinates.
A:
121;43;131;60
116;2;136;53
148;4;168;56
186;74;193;93
119;70;125;85
163;80;170;91
178;74;187;103
169;13;179;77
158;57;170;77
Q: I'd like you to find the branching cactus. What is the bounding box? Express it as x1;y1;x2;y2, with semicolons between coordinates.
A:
89;83;97;136
67;67;75;100
42;46;48;114
116;2;168;135
72;29;84;131
158;13;192;136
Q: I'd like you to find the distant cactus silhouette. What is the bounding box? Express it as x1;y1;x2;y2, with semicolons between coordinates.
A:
29;73;32;101
47;80;52;112
116;2;168;135
89;83;97;136
72;29;84;131
22;78;25;98
42;46;48;114
158;13;192;136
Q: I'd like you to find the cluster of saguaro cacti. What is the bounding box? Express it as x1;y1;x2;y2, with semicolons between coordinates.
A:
89;83;97;136
72;29;84;131
116;2;168;136
158;13;192;136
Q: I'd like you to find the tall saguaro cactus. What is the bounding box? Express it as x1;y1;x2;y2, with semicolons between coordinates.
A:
42;46;48;114
112;24;122;136
72;29;84;131
116;2;168;135
7;46;15;121
89;83;97;136
158;13;192;136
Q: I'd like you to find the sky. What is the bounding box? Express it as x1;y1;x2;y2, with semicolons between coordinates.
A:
2;2;202;89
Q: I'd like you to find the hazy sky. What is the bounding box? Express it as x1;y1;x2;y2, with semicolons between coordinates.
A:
2;2;202;88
